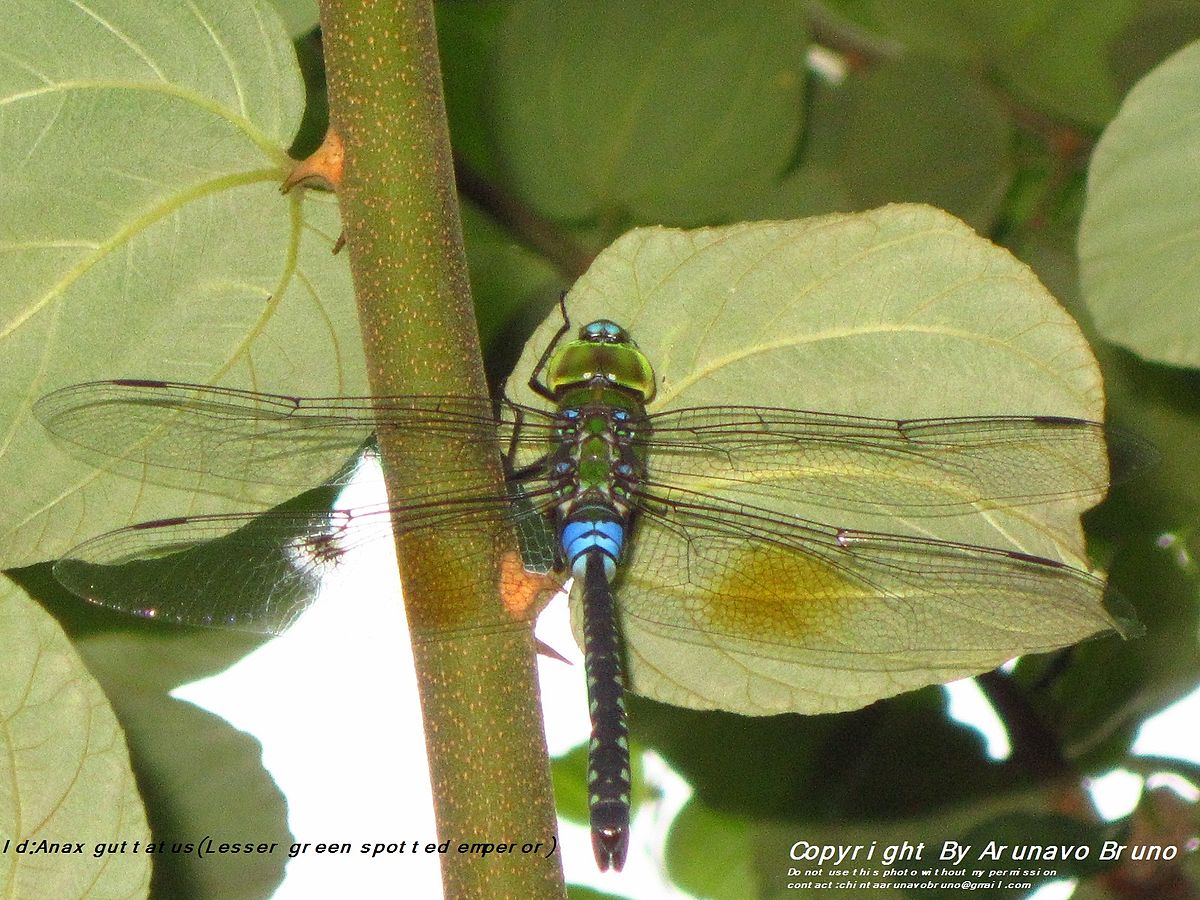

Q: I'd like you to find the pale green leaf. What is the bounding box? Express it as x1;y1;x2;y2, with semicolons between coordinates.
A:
509;206;1115;714
1079;39;1200;369
0;1;363;570
0;576;150;900
492;0;807;225
265;0;320;38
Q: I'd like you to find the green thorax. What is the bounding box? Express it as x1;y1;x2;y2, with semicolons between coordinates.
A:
545;320;656;406
544;320;655;500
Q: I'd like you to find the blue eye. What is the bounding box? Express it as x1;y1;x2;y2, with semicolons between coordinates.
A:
581;320;628;343
613;409;629;421
563;408;580;419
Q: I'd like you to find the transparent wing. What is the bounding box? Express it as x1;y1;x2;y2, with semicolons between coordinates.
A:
641;406;1126;517
38;380;561;634
615;483;1113;671
53;481;560;635
35;382;1133;518
38;380;1124;657
35;379;558;491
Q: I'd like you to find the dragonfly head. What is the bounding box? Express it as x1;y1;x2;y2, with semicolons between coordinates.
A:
546;319;656;403
580;319;631;345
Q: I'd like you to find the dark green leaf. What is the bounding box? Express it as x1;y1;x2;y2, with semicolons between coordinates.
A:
836;58;1013;230
492;0;807;225
666;800;758;899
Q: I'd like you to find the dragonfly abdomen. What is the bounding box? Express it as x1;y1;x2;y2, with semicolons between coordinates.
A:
579;548;631;872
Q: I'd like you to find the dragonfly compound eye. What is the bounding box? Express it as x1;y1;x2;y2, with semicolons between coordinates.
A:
581;320;630;344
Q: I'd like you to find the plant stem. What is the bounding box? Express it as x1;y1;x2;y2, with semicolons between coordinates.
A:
319;2;565;896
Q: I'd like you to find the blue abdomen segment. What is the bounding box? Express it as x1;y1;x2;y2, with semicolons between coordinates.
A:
562;518;624;578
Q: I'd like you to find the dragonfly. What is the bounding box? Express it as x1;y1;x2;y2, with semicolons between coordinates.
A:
35;308;1127;871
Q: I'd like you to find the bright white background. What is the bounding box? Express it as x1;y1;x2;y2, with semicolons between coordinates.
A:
173;461;1199;899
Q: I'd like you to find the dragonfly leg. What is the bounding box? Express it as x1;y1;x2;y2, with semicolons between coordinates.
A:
527;291;572;402
500;395;531;465
505;455;552;483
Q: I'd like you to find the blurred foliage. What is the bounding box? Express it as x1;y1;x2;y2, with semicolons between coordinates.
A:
4;0;1200;898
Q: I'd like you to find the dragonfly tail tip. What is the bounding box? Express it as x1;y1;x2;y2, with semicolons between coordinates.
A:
592;825;629;872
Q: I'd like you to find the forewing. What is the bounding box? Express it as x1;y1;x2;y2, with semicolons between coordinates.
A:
643;406;1114;518
35;380;557;493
